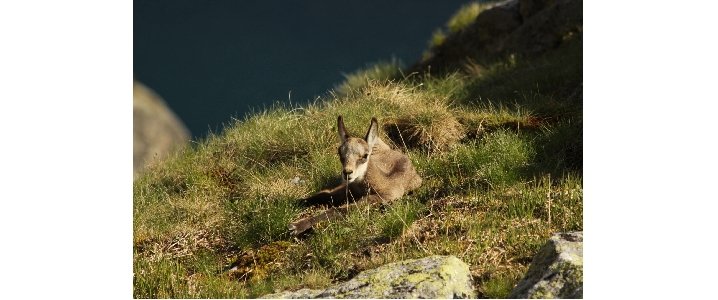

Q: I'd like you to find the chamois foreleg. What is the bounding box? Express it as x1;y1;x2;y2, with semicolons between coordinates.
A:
288;194;384;235
301;184;350;207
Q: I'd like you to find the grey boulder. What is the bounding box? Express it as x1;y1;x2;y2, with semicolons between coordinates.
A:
509;231;583;299
261;255;475;299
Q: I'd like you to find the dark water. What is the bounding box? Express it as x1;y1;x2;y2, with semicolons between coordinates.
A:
134;0;471;139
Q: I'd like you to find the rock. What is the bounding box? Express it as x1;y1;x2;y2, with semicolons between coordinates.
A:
290;176;306;185
406;0;582;75
519;0;554;21
490;0;583;57
407;0;521;75
508;232;583;299
133;79;190;175
474;0;522;41
261;288;323;299
260;255;475;299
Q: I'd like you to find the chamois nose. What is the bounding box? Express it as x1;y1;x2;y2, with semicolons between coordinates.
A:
343;170;353;176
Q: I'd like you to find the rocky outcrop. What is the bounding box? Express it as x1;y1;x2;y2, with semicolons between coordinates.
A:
406;0;582;75
490;0;583;57
133;79;190;175
260;255;475;299
474;0;522;40
519;0;554;21
262;288;322;299
407;0;521;75
509;232;583;299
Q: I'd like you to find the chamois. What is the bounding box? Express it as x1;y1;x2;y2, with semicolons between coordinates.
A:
288;116;422;235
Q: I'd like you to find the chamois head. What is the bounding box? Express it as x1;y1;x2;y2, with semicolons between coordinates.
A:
337;115;378;183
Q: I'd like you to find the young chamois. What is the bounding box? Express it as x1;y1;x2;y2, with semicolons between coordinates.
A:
288;116;422;235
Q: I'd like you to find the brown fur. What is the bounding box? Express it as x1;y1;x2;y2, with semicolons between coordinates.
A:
288;116;422;235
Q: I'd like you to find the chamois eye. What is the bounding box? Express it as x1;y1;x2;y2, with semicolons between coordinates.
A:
359;154;368;163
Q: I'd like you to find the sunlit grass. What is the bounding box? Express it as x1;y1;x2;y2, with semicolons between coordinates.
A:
334;58;403;96
426;1;493;49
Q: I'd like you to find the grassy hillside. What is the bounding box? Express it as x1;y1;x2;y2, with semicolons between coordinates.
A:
133;4;583;298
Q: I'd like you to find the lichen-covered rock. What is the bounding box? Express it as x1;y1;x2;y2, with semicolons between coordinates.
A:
509;232;583;299
133;79;190;176
261;288;323;299
261;255;475;299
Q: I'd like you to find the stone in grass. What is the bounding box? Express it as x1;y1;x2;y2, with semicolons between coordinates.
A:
509;231;583;299
260;255;475;299
261;288;323;299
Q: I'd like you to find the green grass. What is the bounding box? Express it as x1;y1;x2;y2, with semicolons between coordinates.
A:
481;272;524;298
425;1;495;54
334;57;403;96
133;6;583;298
428;1;489;49
447;1;485;33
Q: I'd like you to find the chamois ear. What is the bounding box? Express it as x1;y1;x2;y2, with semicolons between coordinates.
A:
365;117;378;149
337;115;350;144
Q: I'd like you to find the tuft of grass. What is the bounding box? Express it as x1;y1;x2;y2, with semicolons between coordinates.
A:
446;2;483;33
383;99;464;154
334;58;403;96
480;272;524;298
426;1;491;49
428;28;447;48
